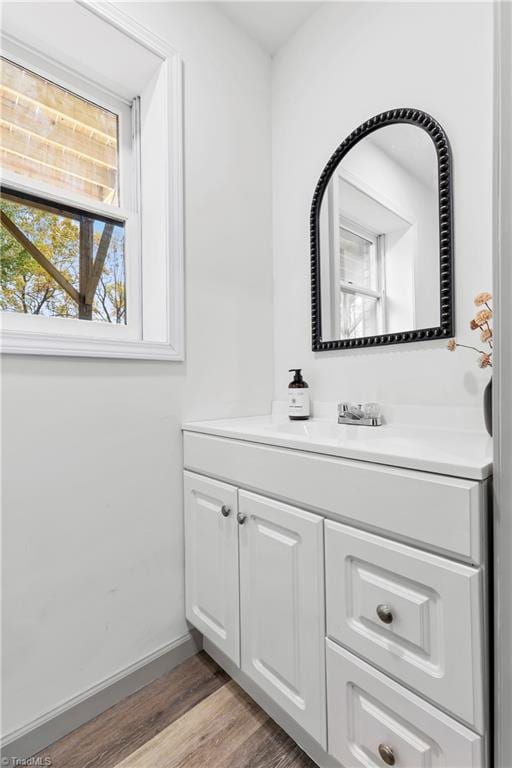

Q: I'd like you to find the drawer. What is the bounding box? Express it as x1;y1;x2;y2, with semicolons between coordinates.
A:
326;640;484;768
325;520;485;731
183;431;485;563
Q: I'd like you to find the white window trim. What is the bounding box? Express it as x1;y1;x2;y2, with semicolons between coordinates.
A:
338;218;387;335
0;44;141;342
339;219;383;297
0;1;184;361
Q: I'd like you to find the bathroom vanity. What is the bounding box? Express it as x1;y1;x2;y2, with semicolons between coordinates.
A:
182;413;492;768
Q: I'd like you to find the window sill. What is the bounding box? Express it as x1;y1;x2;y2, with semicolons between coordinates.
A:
1;330;184;361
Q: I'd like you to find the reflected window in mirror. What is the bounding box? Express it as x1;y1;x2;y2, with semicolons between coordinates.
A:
311;109;453;351
338;222;383;338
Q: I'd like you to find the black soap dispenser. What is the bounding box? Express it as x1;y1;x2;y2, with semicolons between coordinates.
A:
288;369;310;421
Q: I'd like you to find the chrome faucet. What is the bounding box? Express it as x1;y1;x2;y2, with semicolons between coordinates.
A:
337;402;383;427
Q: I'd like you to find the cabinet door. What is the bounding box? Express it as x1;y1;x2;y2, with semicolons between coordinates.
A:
184;471;240;665
238;490;326;748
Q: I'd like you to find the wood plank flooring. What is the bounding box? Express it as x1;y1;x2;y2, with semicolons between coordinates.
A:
35;652;318;768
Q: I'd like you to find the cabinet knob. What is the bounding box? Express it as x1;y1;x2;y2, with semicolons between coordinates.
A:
376;604;393;624
236;512;247;525
378;744;396;766
221;505;231;518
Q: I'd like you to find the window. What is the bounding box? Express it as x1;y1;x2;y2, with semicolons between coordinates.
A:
1;191;126;323
1;58;120;205
0;53;135;336
338;219;385;338
0;3;184;360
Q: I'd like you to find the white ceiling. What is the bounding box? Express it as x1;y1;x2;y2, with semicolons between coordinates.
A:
217;2;322;55
370;125;438;190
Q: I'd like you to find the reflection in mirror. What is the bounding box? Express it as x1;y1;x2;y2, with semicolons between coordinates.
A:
318;123;441;343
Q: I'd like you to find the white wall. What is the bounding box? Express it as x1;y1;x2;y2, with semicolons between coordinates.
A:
272;2;493;409
1;1;273;738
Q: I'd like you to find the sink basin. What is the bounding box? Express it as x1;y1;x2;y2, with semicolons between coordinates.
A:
266;420;390;441
265;421;341;438
183;414;492;480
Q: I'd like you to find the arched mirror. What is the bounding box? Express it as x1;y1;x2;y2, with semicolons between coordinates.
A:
310;109;454;350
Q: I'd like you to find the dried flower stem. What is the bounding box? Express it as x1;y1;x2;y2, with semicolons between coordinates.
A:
448;292;493;368
453;342;489;355
484;321;493;349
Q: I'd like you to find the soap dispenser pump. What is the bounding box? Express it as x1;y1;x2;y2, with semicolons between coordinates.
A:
288;369;310;421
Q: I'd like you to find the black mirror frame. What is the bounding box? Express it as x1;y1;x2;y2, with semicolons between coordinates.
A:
310;108;454;351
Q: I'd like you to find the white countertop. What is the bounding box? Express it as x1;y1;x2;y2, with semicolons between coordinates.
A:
183;414;493;480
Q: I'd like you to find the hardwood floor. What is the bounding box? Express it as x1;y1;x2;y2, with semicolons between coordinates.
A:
35;652;318;768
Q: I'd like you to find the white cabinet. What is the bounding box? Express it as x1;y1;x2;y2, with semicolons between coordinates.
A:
238;491;326;748
326;640;484;768
325;520;485;731
184;473;327;747
184;471;240;665
183;430;489;768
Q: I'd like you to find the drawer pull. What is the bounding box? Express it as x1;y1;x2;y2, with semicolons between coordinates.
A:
237;512;247;525
378;744;396;766
220;505;231;517
376;604;393;624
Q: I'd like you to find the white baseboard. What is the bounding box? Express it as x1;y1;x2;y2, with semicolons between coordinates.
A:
1;630;202;763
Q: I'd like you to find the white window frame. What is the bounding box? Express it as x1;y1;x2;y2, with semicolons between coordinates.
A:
338;218;387;337
0;1;184;360
1;42;141;341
